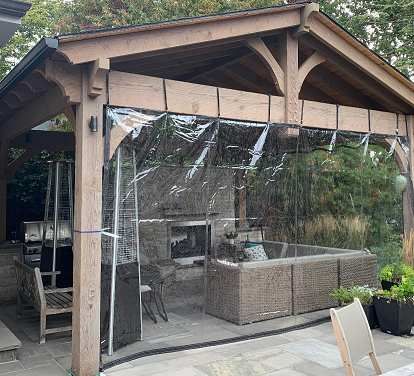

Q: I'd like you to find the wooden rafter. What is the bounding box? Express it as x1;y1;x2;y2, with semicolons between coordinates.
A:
0;85;67;141
304;68;381;109
221;67;270;94
183;51;252;82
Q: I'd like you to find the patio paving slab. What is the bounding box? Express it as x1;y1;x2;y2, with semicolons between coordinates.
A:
279;338;342;369
105;323;414;376
0;360;24;375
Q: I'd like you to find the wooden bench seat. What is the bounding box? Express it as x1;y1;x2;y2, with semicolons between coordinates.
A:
14;259;72;343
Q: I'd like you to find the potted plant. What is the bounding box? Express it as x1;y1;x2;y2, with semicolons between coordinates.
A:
379;263;413;290
374;279;414;336
331;286;378;328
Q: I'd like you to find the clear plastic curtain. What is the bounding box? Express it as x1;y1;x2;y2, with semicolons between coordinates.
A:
101;107;408;365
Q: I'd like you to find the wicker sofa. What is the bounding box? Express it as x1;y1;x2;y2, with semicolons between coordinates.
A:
206;242;377;325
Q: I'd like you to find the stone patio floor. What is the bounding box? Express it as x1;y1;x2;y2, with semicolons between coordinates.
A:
103;323;414;376
2;300;414;375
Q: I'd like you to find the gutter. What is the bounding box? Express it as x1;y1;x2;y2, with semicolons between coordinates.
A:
0;37;58;99
0;0;31;18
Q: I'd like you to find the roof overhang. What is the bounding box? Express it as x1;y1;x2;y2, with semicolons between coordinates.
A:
0;1;412;119
0;37;57;98
0;0;31;46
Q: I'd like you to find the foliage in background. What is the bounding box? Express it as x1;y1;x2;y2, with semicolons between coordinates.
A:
0;0;61;79
305;141;403;267
301;215;368;250
0;0;413;79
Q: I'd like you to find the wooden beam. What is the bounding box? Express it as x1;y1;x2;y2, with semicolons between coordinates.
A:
246;38;284;95
0;86;67;142
58;9;301;64
404;115;414;234
71;66;107;376
281;31;299;123
297;51;325;91
10;130;75;153
107;71;407;153
308;14;414;107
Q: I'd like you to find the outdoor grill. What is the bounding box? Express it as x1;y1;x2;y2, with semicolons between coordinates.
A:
21;220;72;268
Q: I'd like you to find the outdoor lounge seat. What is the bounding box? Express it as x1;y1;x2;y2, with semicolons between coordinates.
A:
14;259;72;344
330;298;382;376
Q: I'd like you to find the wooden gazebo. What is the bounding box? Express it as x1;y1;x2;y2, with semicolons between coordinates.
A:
0;2;413;375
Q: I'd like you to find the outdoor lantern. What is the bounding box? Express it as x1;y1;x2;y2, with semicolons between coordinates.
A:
395;174;408;193
89;115;98;132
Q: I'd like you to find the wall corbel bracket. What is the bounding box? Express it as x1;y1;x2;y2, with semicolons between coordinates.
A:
88;58;110;98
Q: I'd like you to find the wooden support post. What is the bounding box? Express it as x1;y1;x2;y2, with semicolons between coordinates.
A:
281;31;299;124
0;140;8;241
71;67;107;376
405;115;414;235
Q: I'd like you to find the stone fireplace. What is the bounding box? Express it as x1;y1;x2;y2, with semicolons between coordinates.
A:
137;167;235;265
169;220;212;264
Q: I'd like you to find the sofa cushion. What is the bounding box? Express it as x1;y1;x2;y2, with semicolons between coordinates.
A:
243;243;268;261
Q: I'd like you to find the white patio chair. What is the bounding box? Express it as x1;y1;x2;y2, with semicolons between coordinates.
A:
330;298;382;376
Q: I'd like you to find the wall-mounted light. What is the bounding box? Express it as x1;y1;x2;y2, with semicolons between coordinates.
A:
89;116;98;133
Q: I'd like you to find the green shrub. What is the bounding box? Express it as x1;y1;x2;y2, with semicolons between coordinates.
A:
379;263;414;283
331;286;375;306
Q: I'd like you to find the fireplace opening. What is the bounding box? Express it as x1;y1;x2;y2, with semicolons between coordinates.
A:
170;221;211;263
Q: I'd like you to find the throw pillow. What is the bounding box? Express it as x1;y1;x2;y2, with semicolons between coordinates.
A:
243;243;268;261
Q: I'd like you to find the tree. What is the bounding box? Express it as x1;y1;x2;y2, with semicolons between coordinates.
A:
0;0;61;78
319;0;414;77
0;0;412;79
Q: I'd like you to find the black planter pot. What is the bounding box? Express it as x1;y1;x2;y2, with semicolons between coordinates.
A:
374;296;414;336
363;303;379;329
381;280;400;291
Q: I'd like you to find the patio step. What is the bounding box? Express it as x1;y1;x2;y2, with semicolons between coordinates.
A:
0;320;21;363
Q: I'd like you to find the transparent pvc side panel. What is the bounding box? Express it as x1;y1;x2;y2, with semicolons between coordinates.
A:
101;107;409;364
296;130;366;252
360;134;407;268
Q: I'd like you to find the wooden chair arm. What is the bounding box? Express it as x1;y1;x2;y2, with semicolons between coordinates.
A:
40;271;62;276
44;287;73;294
